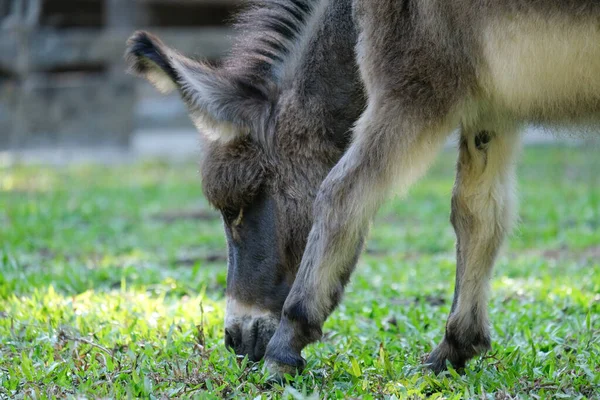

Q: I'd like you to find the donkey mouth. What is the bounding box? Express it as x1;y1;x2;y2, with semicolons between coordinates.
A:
225;315;279;361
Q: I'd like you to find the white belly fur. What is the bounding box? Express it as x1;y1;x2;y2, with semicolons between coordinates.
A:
480;14;600;119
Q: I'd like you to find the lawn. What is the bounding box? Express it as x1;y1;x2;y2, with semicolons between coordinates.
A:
1;144;599;399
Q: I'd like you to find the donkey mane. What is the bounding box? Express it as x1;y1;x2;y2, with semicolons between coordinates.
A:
226;0;317;91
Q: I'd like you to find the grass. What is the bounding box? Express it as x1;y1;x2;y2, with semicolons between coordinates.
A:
1;144;600;399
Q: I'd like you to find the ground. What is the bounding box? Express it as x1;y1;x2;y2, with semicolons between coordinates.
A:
1;145;599;399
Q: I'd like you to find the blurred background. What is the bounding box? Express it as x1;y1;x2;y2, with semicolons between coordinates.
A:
0;0;244;162
0;0;595;163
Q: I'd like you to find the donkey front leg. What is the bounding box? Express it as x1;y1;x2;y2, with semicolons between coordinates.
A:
264;101;452;376
427;127;520;373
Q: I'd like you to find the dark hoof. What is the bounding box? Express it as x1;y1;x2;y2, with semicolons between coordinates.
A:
425;341;466;374
425;335;490;374
264;355;306;381
264;336;306;380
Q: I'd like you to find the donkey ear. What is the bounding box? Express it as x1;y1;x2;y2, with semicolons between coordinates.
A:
126;31;271;142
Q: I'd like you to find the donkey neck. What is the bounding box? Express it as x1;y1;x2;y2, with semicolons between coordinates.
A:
277;0;364;147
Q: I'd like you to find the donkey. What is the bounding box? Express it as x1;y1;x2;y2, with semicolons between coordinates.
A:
127;0;600;378
126;0;364;363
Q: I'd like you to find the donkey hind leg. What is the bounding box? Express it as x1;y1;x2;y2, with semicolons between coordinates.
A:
264;100;453;377
427;126;520;373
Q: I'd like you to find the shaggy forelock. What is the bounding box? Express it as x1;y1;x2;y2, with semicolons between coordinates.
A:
200;138;271;211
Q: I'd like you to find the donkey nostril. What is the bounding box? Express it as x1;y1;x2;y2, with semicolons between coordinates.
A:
224;328;235;350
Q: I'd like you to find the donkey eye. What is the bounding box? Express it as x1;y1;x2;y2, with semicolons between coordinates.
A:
223;208;243;226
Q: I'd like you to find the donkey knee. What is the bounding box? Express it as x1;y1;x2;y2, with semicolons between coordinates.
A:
452;129;517;237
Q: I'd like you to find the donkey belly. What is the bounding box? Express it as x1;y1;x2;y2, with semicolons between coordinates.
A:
480;14;600;121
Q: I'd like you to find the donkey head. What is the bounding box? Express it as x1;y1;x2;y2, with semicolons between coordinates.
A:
126;0;360;361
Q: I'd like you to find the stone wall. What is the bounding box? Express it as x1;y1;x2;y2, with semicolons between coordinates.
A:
0;0;240;150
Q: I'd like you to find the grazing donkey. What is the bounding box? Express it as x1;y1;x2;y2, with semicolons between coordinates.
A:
126;0;364;363
127;0;600;377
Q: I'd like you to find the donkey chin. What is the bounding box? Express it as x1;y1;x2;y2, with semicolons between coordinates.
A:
224;297;280;362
